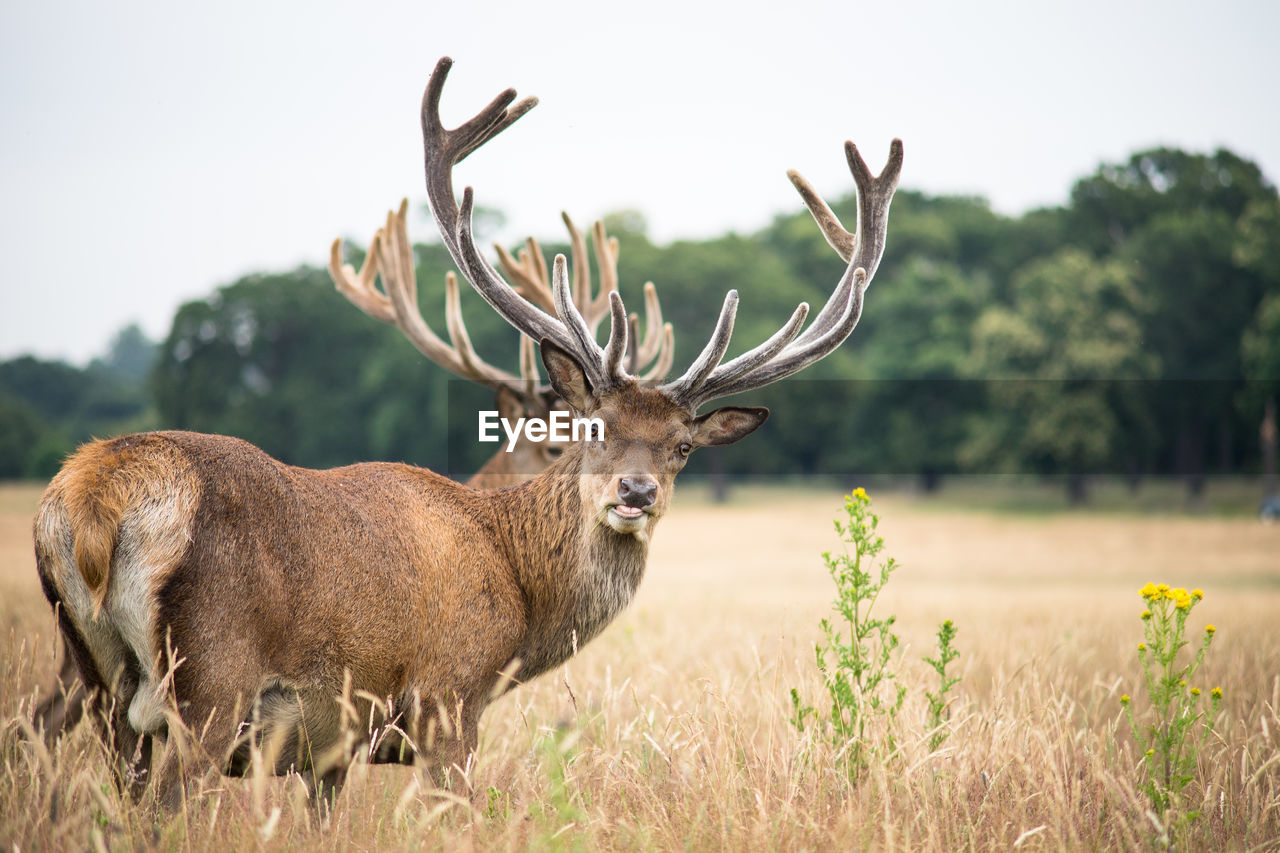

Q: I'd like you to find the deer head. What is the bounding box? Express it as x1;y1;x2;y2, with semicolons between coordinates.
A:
419;57;901;528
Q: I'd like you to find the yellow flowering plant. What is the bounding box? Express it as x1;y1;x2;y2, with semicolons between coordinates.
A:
1124;582;1224;841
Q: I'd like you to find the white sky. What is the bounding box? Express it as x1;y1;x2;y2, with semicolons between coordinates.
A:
2;0;1278;364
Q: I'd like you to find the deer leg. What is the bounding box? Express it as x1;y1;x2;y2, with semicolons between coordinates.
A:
33;653;87;743
421;705;479;793
95;666;156;801
149;677;252;810
304;765;347;827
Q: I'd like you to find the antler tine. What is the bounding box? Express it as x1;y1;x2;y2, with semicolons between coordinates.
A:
602;291;629;382
787;171;855;262
331;198;524;393
454;188;609;388
420;56;542;317
494;241;556;313
519;333;539;401
704;268;867;400
583;219;620;333
418;59;620;391
626;314;641;375
442;271;523;385
330;231;394;324
526;240;550;295
422;57;538;169
496;212;670;382
635;282;665;366
564;214;592;318
661;139;902;409
636;324;675;385
663;291;739;405
789;138;904;347
549;247;601;372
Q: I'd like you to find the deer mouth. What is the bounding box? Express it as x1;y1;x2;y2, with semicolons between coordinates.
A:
605;504;650;533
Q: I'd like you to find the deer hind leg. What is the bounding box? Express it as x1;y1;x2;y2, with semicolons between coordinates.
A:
222;679;351;820
413;699;480;793
33;642;90;744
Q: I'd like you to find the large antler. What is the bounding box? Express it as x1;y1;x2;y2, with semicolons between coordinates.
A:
495;214;675;384
330;199;542;400
419;58;625;390
421;57;901;411
659;139;904;407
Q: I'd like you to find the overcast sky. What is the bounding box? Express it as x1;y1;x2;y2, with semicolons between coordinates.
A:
2;0;1277;364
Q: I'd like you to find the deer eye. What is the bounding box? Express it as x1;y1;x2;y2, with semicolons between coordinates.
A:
677;442;692;458
589;423;602;441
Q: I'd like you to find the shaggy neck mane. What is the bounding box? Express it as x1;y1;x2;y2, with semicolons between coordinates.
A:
491;444;649;683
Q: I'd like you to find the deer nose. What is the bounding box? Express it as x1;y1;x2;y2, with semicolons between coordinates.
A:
617;476;657;509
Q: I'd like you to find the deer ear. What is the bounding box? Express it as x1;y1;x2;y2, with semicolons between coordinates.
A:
540;340;594;413
690;406;769;447
494;386;527;422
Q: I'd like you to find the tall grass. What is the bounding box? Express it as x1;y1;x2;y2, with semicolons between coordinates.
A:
2;484;1277;850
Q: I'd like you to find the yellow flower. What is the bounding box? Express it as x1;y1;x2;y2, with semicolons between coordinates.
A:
1120;694;1131;705
1138;643;1147;652
1167;586;1189;601
1206;624;1216;635
1211;687;1223;699
1141;609;1152;620
1178;680;1186;687
1175;596;1192;611
1191;687;1201;696
850;487;868;500
1139;582;1157;599
1145;749;1155;756
1156;583;1170;594
1192;588;1204;600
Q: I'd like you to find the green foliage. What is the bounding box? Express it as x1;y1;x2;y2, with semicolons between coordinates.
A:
1242;294;1280;381
1122;584;1223;845
6;143;1279;489
791;489;907;777
0;328;157;479
0;392;46;479
791;490;962;778
923;620;960;751
965;249;1158;501
525;728;588;851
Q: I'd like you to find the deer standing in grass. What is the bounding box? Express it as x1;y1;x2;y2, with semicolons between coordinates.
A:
31;205;674;741
33;56;902;809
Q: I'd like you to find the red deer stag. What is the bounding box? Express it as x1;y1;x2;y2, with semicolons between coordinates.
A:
30;205;675;745
33;56;901;808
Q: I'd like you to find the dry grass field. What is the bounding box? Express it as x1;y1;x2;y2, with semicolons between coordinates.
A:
1;479;1278;851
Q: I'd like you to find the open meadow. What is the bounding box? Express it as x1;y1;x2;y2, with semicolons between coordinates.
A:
1;479;1278;851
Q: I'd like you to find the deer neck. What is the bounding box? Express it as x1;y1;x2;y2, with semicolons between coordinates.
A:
493;449;650;682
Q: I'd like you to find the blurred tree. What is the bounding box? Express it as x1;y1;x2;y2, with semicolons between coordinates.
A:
153;267;395;467
966;249;1157;503
0;392;48;478
1066;147;1280;497
0;356;94;424
834;258;988;489
1242;293;1280;501
91;322;157;384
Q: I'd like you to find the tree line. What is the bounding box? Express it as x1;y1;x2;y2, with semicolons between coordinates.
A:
3;146;1278;503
